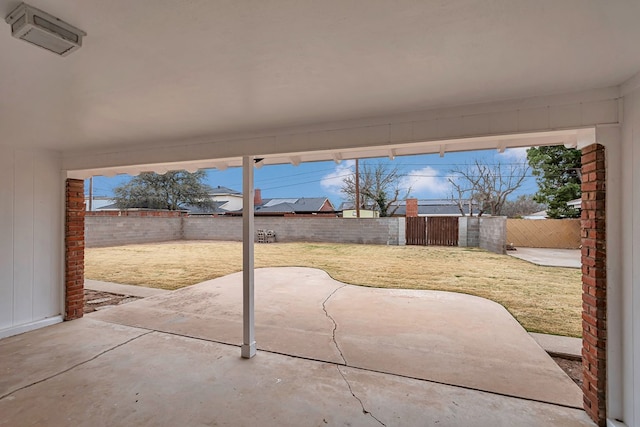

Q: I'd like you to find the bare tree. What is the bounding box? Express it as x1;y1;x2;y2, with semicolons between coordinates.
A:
341;162;411;217
501;194;546;218
448;159;529;216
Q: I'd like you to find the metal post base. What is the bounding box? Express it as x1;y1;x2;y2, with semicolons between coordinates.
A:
241;342;256;359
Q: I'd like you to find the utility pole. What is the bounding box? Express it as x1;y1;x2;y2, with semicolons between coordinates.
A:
355;158;360;218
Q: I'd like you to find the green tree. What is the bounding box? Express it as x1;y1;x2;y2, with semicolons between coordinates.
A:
114;170;213;211
526;146;581;218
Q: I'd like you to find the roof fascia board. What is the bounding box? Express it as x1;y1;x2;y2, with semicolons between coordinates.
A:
64;87;617;176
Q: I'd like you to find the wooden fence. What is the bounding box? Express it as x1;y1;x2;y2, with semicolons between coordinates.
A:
427;217;459;246
405;217;426;245
506;219;581;249
406;216;459;246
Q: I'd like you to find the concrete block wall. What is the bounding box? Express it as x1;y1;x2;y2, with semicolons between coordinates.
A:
184;217;406;245
86;216;183;247
86;215;406;247
479;216;507;254
458;217;479;247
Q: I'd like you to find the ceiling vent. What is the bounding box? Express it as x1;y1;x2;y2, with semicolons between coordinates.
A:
5;3;86;56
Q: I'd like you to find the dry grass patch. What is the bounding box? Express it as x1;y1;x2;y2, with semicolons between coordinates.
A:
85;241;581;337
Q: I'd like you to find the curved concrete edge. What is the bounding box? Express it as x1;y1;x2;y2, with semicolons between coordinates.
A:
85;279;170;298
89;266;583;408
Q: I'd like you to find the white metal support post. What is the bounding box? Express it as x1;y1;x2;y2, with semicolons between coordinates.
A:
241;156;256;358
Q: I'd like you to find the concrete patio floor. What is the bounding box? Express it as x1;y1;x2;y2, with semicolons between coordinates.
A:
508;247;581;268
0;267;593;426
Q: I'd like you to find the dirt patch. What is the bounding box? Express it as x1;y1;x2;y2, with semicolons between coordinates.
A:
84;289;141;313
553;356;582;388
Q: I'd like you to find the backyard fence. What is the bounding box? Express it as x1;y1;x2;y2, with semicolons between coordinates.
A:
427;217;459;246
86;214;406;247
86;212;506;254
507;219;581;249
405;217;426;245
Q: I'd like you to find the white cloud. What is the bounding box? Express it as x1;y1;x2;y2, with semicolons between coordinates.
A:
498;147;529;162
400;166;449;198
321;162;450;199
320;160;354;195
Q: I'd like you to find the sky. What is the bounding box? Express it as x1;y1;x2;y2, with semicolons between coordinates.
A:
87;147;538;209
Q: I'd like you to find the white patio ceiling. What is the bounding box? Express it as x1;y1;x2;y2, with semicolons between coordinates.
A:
2;1;639;170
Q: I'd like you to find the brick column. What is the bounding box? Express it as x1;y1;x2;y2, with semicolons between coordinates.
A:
406;198;418;217
580;144;606;426
65;178;85;320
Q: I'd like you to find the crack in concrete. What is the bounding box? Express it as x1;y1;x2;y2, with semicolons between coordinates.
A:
0;330;153;401
337;365;386;426
321;284;347;365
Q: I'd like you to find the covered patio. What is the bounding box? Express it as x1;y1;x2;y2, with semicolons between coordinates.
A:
1;2;640;426
1;268;592;426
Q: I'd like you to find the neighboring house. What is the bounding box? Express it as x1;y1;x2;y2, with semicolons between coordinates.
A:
522;199;581;219
182;201;228;215
254;197;336;216
567;198;582;210
225;189;336;216
338;202;380;218
339;199;477;217
392;199;478;217
523;210;548;220
342;209;380;218
209;186;243;211
85;196;116;211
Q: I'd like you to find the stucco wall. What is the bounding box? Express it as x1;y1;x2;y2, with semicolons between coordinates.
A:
0;148;63;339
458;217;480;248
479;217;507;254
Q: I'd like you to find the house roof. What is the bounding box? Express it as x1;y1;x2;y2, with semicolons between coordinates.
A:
210;186;241;196
340;199;477;216
183;201;228;215
256;198;333;214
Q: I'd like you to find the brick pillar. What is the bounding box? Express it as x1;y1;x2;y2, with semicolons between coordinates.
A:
580;144;606;426
65;178;85;321
406;198;418;217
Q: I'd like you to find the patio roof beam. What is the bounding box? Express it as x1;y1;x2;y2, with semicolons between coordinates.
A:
241;155;256;359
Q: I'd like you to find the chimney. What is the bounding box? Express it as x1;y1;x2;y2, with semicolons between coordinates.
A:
254;189;262;206
406;198;418;217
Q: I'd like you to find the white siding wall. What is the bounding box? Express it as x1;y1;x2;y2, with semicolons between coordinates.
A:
0;148;64;338
619;86;640;426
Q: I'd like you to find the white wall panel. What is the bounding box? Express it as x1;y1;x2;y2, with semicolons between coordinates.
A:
0;148;63;338
630;89;640;427
0;149;14;330
12;150;34;326
618;85;640;426
33;153;62;320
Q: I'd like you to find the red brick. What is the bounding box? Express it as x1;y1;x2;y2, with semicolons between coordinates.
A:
580;144;607;427
65;178;85;321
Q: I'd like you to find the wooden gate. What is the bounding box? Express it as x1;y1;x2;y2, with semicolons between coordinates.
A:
405;217;426;245
427;217;459;246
